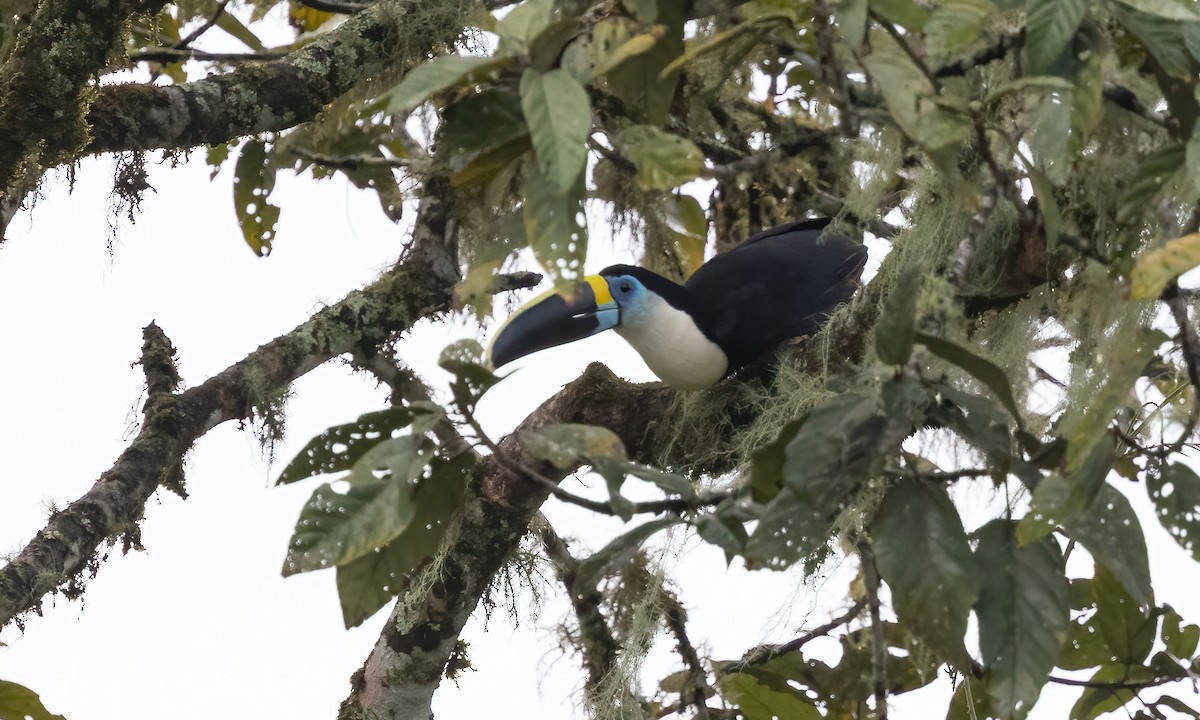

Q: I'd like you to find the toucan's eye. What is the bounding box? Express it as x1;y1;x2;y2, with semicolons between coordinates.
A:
619;280;632;293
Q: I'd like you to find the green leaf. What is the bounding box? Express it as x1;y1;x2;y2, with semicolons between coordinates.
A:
334;451;472;627
836;0;868;45
0;680;65;720
614;125;705;191
606;0;684;124
1148;462;1200;561
206;143;230;180
1129;233;1200;299
653;193;708;277
1093;564;1155;664
233;139;280;256
744;486;837;570
1017;438;1114;544
929;384;1014;470
974;519;1068;720
874;266;922;365
1069;663;1156;720
1070;25;1106;156
521;423;625;470
1188;122;1200;197
574;517;678;591
283;436;433;575
1064;484;1153;607
520;68;591;192
277;407;414;485
1161;608;1200;658
983;76;1075;107
924;0;994;63
381;55;515;115
864;34;970;149
215;11;265;51
1157;696;1200;718
1117;144;1186;224
1025;0;1088;73
946;676;992;720
522;153;588;282
1026;165;1063;250
872;478;980;669
1112;5;1195;80
562;18;661;83
694;509;749;563
749;418;804;503
717;672;823;720
869;0;930;29
782;393;880;501
450;135;532;190
1111;0;1200;21
440;339;502;411
916;332;1023;427
495;0;557;53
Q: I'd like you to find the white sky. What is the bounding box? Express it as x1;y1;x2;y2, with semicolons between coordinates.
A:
0;15;1199;719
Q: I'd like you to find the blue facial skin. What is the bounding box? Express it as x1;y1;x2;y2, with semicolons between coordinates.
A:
600;274;648;330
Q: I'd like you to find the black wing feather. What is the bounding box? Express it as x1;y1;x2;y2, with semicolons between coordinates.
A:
684;223;866;371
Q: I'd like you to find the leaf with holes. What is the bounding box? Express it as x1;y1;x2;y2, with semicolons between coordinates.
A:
522;155;587;283
334;451;472;628
562;17;661;83
1148;462;1200;561
873;478;980;670
717;671;823;720
233;139;281;256
520;68;591;192
974;519;1068;720
1025;0;1088;73
277;407;414;485
0;680;65;720
282;436;433;576
1064;484;1153;607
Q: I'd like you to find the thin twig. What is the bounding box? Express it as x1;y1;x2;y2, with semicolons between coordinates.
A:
176;0;232;49
859;541;888;720
721;597;868;674
294;0;373;13
129;47;290;63
933;29;1024;79
1163;282;1200;392
1047;675;1176;690
539;519;619;691
289;145;411;170
872;12;940;94
1103;84;1170;129
661;593;713;720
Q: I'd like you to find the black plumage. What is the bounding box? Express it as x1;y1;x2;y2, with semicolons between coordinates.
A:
600;218;867;376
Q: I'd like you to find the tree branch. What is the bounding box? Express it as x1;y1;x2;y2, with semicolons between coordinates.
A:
0;0;163;195
860;541;888;720
0;173;460;629
661;593;712;720
539;519;620;692
721;598;867;675
85;0;476;155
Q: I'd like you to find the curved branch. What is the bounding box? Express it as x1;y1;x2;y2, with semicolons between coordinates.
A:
85;0;475;155
0;178;460;629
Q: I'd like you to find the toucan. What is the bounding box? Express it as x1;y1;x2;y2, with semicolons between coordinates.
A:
487;218;868;390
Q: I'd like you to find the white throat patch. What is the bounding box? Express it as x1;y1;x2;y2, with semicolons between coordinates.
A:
614;293;728;390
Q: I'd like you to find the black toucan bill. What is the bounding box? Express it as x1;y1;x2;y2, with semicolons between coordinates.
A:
487;218;868;390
